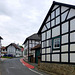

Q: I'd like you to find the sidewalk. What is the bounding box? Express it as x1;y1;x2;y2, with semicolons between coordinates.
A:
20;58;49;75
20;58;34;69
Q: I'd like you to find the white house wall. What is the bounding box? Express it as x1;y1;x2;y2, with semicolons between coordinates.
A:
46;22;50;29
42;49;45;54
51;19;55;27
62;22;68;34
46;48;50;53
56;7;60;16
47;30;51;39
61;45;68;52
67;9;75;19
7;45;21;57
53;50;60;53
31;50;35;57
41;25;47;32
52;26;60;37
42;55;45;61
70;44;75;51
70;53;75;62
46;16;50;23
52;5;59;11
70;32;75;42
61;53;68;62
7;46;16;56
56;16;60;25
61;6;69;13
70;19;75;31
61;11;68;22
46;54;50;61
62;34;68;44
52;54;59;62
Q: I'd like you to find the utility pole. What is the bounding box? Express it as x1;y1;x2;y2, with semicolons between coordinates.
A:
0;36;3;60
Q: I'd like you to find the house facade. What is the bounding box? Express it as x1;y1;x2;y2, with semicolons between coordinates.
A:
38;1;75;64
1;47;7;56
23;33;40;61
6;43;22;57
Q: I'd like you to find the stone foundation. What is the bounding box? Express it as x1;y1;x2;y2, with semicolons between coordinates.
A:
38;63;75;75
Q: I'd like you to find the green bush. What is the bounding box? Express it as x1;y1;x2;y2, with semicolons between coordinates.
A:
2;56;13;59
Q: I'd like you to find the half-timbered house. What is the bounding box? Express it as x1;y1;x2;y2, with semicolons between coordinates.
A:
23;33;40;62
38;1;75;64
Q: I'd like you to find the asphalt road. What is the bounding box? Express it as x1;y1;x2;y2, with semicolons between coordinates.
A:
1;58;44;75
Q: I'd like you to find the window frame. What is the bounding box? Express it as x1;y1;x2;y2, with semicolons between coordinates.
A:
52;36;61;50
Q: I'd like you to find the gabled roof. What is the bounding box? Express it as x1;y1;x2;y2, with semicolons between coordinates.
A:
0;36;3;40
6;43;21;50
1;46;6;50
38;1;75;34
23;33;40;44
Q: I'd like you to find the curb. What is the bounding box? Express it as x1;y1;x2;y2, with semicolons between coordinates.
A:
20;58;34;69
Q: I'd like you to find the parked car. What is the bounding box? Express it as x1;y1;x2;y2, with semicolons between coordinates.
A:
3;54;8;57
8;54;13;57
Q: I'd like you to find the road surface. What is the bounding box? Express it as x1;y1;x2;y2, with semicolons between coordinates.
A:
1;58;45;75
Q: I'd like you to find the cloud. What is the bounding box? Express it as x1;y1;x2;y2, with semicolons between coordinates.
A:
0;0;75;46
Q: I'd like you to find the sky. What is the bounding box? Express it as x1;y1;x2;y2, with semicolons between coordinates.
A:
0;0;75;46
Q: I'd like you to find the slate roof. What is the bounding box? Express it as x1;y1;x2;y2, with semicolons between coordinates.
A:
38;1;75;34
23;33;40;44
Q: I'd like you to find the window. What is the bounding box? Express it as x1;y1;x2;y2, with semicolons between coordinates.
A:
52;36;60;49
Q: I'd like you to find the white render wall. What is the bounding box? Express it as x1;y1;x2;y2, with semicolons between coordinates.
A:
52;26;60;37
70;53;75;62
61;53;68;62
67;9;75;19
61;45;68;52
62;22;68;34
7;45;21;57
7;46;16;56
46;54;50;61
31;50;35;57
52;54;59;62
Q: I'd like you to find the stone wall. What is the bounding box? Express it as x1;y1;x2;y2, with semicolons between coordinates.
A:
38;63;75;75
